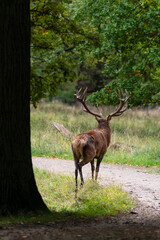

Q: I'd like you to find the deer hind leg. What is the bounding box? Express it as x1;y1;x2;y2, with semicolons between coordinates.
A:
73;154;85;191
72;152;80;192
78;150;96;185
95;156;103;181
78;161;85;187
75;167;78;190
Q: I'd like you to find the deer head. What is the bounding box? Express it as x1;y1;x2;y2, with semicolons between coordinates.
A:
75;87;130;126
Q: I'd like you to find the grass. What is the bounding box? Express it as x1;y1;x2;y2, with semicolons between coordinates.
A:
0;169;134;225
35;169;133;217
31;102;160;167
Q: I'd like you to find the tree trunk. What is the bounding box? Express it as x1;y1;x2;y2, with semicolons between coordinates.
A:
0;1;47;214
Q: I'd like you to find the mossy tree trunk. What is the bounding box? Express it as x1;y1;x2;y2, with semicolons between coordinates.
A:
0;1;47;214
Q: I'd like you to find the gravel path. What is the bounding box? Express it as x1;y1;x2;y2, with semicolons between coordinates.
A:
32;157;160;213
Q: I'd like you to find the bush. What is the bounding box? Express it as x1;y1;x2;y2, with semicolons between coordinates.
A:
55;81;77;105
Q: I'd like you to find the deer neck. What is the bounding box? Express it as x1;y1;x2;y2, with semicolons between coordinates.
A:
97;121;111;147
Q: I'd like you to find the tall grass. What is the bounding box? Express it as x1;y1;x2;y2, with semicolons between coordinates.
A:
31;102;160;167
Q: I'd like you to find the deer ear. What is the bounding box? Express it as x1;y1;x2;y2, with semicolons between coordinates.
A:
95;116;101;122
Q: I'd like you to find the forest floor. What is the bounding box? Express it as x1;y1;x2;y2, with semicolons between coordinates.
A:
1;157;160;240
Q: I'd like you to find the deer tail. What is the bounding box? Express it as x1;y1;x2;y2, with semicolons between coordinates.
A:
72;136;88;160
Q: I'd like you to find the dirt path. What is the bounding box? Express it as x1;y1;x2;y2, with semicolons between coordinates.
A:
1;157;160;240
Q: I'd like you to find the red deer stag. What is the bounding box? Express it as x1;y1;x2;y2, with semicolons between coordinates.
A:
72;88;129;191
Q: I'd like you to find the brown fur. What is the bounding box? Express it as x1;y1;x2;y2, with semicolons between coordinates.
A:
72;88;129;191
72;117;111;189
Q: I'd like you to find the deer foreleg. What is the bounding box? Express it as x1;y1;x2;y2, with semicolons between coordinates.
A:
90;159;95;180
75;168;78;190
95;156;103;180
78;162;85;186
74;154;80;194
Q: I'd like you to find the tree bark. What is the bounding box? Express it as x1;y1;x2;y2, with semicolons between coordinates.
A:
0;1;47;214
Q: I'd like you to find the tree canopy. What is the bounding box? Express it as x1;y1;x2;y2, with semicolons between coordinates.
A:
31;0;160;107
30;0;98;106
71;0;160;107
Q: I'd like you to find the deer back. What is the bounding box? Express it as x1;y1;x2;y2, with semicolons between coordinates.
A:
72;121;110;160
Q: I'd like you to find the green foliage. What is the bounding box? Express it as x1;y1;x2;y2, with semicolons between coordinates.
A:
30;0;160;106
30;0;77;105
71;0;160;106
56;81;77;104
30;0;160;107
87;78;160;107
31;102;160;168
30;0;98;106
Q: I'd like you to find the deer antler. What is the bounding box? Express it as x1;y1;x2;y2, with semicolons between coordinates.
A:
75;88;102;118
108;89;130;118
